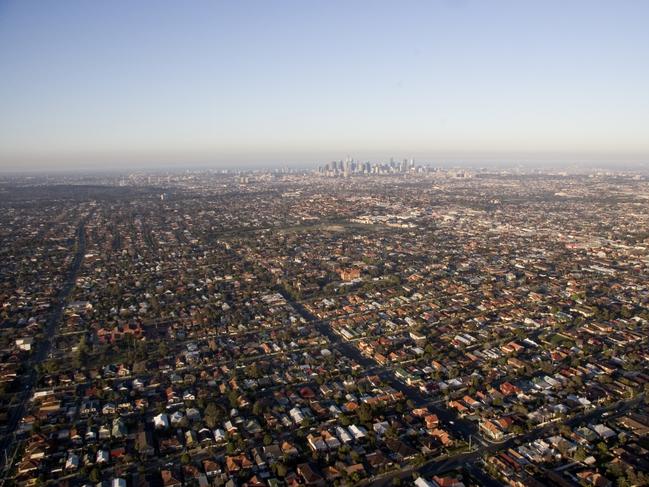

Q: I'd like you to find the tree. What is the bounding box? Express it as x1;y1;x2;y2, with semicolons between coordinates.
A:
616;478;630;487
252;400;263;416
158;340;169;357
133;360;147;374
275;462;288;477
597;441;609;457
205;402;219;419
228;390;239;408
350;450;360;463
75;335;90;368
89;467;101;483
574;446;587;462
357;404;373;423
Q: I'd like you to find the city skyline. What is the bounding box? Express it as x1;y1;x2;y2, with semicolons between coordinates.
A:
2;0;649;170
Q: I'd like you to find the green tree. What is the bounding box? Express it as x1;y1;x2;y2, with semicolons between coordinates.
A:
89;467;101;483
252;400;263;416
275;462;288;477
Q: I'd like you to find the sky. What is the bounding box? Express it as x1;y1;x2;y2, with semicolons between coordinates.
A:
1;0;649;171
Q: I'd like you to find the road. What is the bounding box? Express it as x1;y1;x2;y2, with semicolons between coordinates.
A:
277;288;479;442
276;286;646;487
368;393;645;487
1;216;89;479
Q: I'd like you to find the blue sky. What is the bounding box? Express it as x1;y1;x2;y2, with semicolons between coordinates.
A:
1;0;648;170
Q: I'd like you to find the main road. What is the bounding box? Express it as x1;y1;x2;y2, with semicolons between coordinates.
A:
276;287;478;441
366;393;645;487
277;286;645;487
1;216;89;478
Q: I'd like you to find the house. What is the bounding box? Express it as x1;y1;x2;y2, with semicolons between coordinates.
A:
16;459;39;477
414;478;436;487
480;420;504;441
203;459;221;477
198;427;214;445
161;469;182;487
430;428;453;447
263;444;282;462
499;381;522;396
346;463;366;478
424;414;439;429
348;424;367;441
153;413;169;429
366;450;391;470
65;452;79;470
307;433;327;453
112;417;127;438
225;453;253;474
111;447;126;461
16;337;34;351
432;475;466;487
335;426;352;444
323;466;342;482
170;410;185;425
224;420;238;435
96;449;110;464
281;441;299;457
448;400;468;415
385;438;417;460
590;423;616;439
247;475;267;487
159;437;182;453
462;395;480;409
213;428;226;443
251;447;266;468
576;470;612;487
322;430;341;449
187;407;201;421
338;268;361;281
184;464;201;481
297;463;325;486
289;407;305;424
373;421;390;436
99;424;111;439
185;430;198;447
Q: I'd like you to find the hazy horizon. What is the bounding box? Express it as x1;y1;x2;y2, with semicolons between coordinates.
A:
3;154;649;176
2;0;649;170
